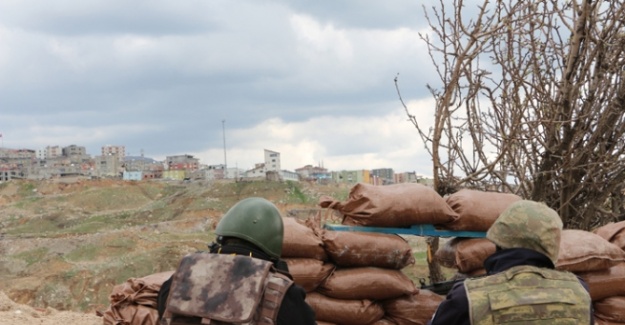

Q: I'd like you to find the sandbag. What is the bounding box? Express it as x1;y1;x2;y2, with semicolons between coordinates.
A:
318;267;418;301
578;263;625;301
444;189;522;231
557;230;625;272
322;230;415;269
371;319;398;325
284;258;335;292
282;217;328;260
594;296;625;323
319;183;458;227
383;290;445;325
305;292;384;325
435;237;496;273
595;318;625;325
594;221;625;251
102;271;174;325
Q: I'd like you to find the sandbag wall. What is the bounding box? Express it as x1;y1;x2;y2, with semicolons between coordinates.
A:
586;221;625;325
320;183;625;324
282;216;444;325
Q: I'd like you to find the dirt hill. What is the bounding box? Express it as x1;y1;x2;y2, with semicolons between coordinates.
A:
0;178;353;318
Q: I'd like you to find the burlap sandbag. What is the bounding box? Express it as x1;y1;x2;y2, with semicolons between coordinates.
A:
284;258;335;292
102;271;174;325
594;296;625;323
282;217;328;260
594;221;625;251
371;318;398;325
444;189;522;231
557;229;625;272
383;290;445;325
305;292;384;325
318;183;458;227
595;318;625;325
578;263;625;301
322;230;415;269
318;267;418;301
435;237;496;273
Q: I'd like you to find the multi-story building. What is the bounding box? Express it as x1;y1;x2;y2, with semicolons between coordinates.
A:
102;145;126;161
62;144;87;157
331;169;371;184
94;154;122;177
264;149;281;172
45;146;62;159
166;154;199;171
204;164;226;180
372;168;395;185
295;164;331;181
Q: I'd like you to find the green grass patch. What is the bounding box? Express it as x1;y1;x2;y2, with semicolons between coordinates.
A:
64;244;103;262
13;247;49;266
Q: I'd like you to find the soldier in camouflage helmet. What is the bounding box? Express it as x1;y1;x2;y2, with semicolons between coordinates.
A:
428;200;593;325
157;197;316;325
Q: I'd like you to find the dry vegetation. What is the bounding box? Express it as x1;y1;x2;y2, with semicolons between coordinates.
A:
0;178;434;317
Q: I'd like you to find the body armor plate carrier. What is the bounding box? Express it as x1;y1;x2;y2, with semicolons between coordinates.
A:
163;253;293;325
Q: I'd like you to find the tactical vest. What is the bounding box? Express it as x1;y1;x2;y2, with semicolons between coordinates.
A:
162;253;293;325
464;265;590;325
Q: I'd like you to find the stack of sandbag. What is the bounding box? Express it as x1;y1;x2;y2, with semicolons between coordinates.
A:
100;271;174;325
585;221;625;324
282;215;444;324
434;229;625;288
443;189;522;231
281;217;335;293
435;237;494;277
558;229;625;324
318;182;458;227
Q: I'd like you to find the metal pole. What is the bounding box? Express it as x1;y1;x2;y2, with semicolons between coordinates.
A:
222;120;227;178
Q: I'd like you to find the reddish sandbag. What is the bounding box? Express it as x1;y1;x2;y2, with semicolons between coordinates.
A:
322;230;415;269
557;230;625;272
318;267;417;301
318;183;458;227
383;290;445;325
371;318;398;325
594;296;625;323
444;189;522;231
102;271;174;325
595;318;625;325
284;258;335;292
282;217;328;260
578;263;625;301
594;221;625;251
306;292;384;325
435;238;496;273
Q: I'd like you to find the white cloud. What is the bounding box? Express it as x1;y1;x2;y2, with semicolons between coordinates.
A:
188;97;436;175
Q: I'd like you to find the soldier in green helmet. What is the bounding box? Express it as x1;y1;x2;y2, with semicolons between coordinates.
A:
157;197;316;325
428;200;593;325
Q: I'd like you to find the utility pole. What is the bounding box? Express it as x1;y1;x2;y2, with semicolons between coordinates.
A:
222;120;227;178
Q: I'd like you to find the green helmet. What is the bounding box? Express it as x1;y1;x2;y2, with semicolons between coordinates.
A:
486;200;562;264
215;197;284;259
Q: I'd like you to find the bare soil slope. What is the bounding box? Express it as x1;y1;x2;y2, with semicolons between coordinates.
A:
0;178;351;320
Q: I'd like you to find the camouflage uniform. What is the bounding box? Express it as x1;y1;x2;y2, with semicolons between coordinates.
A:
428;200;593;325
162;253;292;325
465;265;590;324
158;197;316;325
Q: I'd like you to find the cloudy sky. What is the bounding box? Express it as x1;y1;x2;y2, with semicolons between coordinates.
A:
0;0;444;175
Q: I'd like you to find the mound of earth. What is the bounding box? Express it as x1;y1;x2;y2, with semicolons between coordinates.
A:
0;291;100;325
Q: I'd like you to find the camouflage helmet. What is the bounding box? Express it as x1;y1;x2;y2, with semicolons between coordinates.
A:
215;197;284;259
486;200;562;264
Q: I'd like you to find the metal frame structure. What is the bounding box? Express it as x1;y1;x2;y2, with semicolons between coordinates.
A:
323;223;486;238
